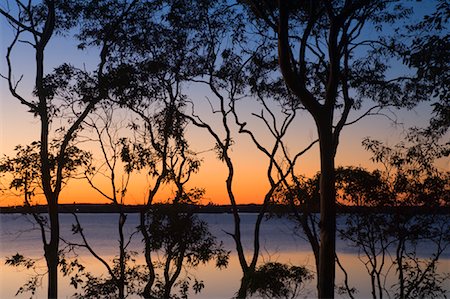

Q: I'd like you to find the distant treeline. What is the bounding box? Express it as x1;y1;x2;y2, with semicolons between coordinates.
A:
1;203;449;215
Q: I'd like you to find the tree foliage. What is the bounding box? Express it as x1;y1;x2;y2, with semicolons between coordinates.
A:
337;132;450;298
143;203;229;298
363;129;450;207
248;262;313;299
1;0;449;298
0;141;91;202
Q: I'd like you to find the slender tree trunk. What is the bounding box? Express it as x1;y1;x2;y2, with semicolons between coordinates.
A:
301;213;320;290
370;269;377;299
290;197;320;271
396;237;405;299
317;122;336;299
45;200;59;299
224;156;252;298
35;1;57;296
118;211;126;299
140;210;155;299
237;194;273;298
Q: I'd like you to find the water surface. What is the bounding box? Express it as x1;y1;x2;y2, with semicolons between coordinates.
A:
1;213;449;298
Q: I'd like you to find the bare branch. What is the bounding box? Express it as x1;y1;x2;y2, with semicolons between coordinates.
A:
70;213;120;286
2;25;37;111
0;7;42;36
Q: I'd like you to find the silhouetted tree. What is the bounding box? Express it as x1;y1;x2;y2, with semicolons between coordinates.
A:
274;171;356;297
0;140;90;297
1;2;81;295
61;106;135;299
124;98;201;298
177;2;321;295
114;67;227;297
143;201;229;299
1;0;141;296
172;6;295;295
94;1;236;297
335;166;391;207
337;131;450;299
402;0;449;138
0;141;91;208
66;212;146;299
248;262;313;299
70;249;145;299
231;93;319;297
123;126;229;299
119;122;230;299
363;130;449;207
240;1;448;296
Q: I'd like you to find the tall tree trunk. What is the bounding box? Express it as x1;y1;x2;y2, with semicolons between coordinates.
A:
317;122;336;299
45;200;59;299
35;1;57;296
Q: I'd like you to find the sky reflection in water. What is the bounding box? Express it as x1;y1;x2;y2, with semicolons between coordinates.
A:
1;213;449;298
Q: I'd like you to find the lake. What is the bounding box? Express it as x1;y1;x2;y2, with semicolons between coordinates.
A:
1;213;449;298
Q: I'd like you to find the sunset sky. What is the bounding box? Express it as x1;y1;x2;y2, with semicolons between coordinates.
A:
0;3;448;207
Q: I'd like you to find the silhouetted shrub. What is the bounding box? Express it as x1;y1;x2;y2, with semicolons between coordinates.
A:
248;262;313;299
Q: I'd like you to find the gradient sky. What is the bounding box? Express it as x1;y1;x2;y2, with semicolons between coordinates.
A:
1;3;448;207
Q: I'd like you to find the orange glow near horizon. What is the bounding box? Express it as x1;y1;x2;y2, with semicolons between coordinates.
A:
1;100;449;208
1;15;449;208
1;101;449;207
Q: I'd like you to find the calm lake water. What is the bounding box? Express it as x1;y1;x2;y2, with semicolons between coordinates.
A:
1;213;449;298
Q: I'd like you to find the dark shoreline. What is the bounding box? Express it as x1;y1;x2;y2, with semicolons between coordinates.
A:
1;203;449;215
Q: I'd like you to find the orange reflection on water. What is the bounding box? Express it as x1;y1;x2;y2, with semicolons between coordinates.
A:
2;250;449;299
